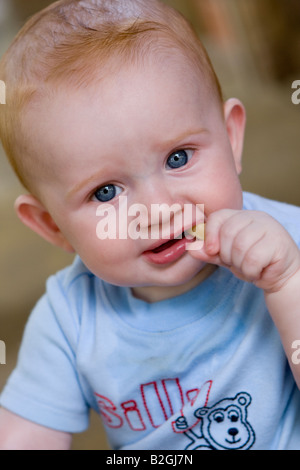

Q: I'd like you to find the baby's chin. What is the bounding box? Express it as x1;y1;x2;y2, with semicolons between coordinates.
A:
85;252;209;295
130;259;214;302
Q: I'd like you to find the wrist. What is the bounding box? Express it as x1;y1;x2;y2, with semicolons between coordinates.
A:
264;265;300;321
263;251;300;295
264;266;300;390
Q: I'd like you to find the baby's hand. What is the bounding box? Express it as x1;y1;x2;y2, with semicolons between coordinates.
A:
188;209;300;293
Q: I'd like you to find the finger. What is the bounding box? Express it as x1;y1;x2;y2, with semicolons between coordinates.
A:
240;235;275;282
218;216;253;267
187;209;242;266
230;221;267;270
204;209;239;256
186;238;223;266
188;249;222;267
206;209;258;267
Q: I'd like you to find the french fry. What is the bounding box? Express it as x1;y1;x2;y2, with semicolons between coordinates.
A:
188;223;205;241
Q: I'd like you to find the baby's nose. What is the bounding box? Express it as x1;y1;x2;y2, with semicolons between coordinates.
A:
138;178;176;207
135;179;181;224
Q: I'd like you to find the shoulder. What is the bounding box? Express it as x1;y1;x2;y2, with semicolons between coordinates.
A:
51;255;94;292
243;192;300;246
25;256;102;344
46;256;97;313
0;258;95;434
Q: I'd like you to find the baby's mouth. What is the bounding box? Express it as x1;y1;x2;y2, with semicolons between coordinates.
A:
151;233;185;253
142;231;194;265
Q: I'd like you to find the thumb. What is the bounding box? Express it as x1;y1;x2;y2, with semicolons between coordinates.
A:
186;240;222;266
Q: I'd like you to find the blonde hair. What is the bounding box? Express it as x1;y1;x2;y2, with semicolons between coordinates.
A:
0;0;223;191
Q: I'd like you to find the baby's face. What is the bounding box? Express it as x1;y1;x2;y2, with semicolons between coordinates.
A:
25;55;244;299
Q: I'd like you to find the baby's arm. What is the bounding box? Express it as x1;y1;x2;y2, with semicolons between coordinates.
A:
264;269;300;389
189;209;300;388
0;407;72;450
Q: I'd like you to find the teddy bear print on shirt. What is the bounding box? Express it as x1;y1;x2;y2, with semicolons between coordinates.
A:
175;392;256;450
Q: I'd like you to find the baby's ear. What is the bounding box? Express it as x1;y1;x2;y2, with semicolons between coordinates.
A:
223;98;246;175
14;194;75;253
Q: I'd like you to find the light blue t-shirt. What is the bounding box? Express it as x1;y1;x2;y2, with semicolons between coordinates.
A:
1;192;300;450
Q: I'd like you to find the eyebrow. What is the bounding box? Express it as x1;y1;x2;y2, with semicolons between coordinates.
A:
66;127;207;200
66;169;107;201
159;128;208;151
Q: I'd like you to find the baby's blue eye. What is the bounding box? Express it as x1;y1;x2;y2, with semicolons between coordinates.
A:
94;184;118;202
166;150;190;169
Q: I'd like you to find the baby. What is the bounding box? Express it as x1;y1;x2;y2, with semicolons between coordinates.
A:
0;0;300;450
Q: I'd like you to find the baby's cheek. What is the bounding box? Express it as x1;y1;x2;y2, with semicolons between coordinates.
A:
208;174;243;213
95;238;132;263
83;240;137;283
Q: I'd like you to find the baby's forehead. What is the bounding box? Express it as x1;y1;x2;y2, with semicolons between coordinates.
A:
41;48;208;113
23;54;209;165
29;50;205;122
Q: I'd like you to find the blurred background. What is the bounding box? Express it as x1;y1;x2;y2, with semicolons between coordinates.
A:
0;0;300;450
